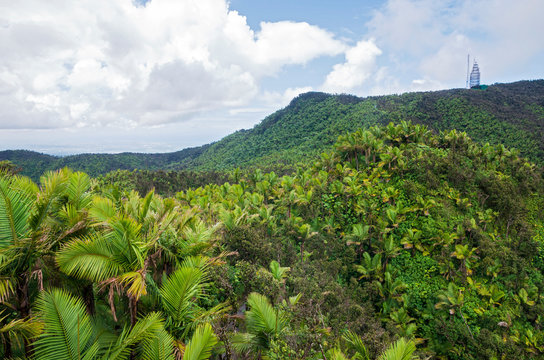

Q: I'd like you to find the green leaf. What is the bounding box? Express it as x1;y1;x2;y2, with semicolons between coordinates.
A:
182;323;218;360
160;266;206;323
34;289;100;360
57;234;122;281
378;338;416;360
0;174;35;247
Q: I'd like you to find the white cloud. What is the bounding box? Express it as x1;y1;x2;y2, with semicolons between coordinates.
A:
262;86;315;108
0;0;345;130
366;0;544;91
253;21;345;69
321;39;382;93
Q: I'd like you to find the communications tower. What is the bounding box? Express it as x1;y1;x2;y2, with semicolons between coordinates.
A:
469;60;480;88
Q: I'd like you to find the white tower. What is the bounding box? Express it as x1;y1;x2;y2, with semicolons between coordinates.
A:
469;61;480;88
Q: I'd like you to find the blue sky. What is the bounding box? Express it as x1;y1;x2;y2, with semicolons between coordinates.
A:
1;0;543;154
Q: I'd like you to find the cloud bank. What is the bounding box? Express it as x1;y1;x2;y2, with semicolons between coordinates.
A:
0;0;344;130
1;0;543;153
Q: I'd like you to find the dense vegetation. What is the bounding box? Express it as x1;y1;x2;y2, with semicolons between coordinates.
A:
2;80;544;181
1;122;543;359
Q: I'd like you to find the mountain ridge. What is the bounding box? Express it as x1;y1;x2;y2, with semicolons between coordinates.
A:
2;79;543;180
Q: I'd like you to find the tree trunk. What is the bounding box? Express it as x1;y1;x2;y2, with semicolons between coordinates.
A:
16;275;31;356
129;297;139;360
16;277;30;319
129;296;138;328
82;283;95;315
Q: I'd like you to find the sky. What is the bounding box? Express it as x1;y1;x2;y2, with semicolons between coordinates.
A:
1;0;543;155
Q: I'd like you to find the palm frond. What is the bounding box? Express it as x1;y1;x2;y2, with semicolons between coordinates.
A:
378;338;416;360
57;234;122;281
104;312;165;360
0;276;14;302
325;348;350;360
246;292;286;336
139;190;155;223
184;302;231;337
269;260;290;281
0;175;34;247
0;312;43;349
34;289;100;360
89;196;117;223
118;271;147;300
66;172;92;210
231;332;258;354
342;330;370;360
109;217;145;267
140;320;175;360
178;256;211;272
160;266;206;323
30;169;70;231
182;323;218;360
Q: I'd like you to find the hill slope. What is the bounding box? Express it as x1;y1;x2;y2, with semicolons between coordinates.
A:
1;122;543;359
180;80;544;170
2;80;543;179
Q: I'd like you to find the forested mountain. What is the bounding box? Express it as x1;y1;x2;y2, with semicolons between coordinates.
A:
1;122;543;359
2;80;544;180
0;144;210;181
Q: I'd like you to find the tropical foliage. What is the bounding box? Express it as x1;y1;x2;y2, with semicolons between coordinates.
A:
3;80;544;181
0;121;543;359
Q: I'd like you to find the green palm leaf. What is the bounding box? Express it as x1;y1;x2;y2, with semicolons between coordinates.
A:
325;348;350;360
232;293;287;354
231;332;257;354
269;260;290;281
34;289;100;360
246;292;286;336
57;234;122;281
343;330;370;360
66;172;92;210
89;196;117;223
0;311;42;350
182;323;218;360
104;312;166;360
0;175;35;247
140;325;175;360
377;338;416;360
0;276;14;302
160;266;206;323
30;169;70;231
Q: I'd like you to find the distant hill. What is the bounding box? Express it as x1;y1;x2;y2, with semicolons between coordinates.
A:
2;80;543;180
0;144;210;181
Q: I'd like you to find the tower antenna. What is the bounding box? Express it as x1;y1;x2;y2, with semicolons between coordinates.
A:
466;54;470;89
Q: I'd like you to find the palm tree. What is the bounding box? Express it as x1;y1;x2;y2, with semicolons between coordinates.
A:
346;224;371;257
159;260;228;342
0;311;42;358
356;252;383;282
377;337;416;360
34;288;174;360
435;283;474;340
450;244;478;278
57;215;149;327
326;333;416;360
57;190;191;328
181;323;219;360
232;292;288;357
0;169;83;355
269;260;290;282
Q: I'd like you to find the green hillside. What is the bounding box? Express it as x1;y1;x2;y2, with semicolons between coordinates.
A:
183;80;544;170
0;144;210;181
1;122;542;359
2;80;544;180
